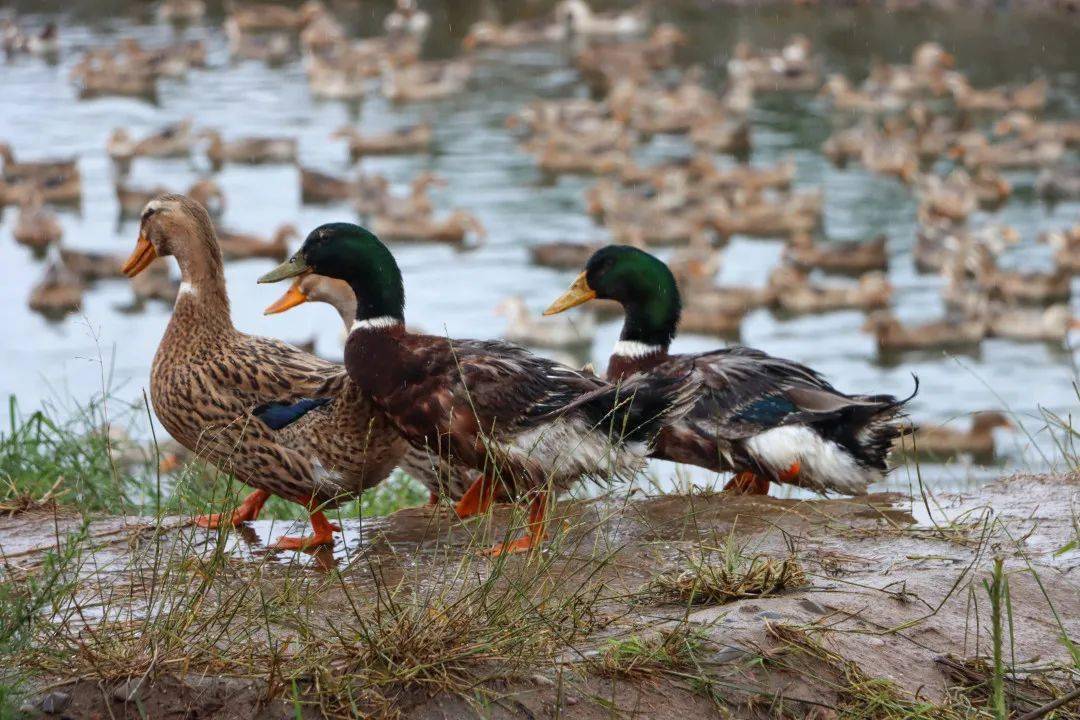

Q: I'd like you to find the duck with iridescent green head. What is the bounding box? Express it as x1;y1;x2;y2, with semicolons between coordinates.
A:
544;245;915;496
259;224;699;556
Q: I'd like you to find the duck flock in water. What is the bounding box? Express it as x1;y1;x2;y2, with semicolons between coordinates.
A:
2;1;1079;551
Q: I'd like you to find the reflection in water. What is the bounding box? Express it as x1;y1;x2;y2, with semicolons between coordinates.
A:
0;2;1076;498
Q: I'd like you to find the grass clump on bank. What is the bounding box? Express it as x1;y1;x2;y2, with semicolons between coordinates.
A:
593;624;708;679
643;530;806;606
0;394;428;522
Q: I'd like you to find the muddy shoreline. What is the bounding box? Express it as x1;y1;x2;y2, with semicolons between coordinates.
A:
4;473;1079;719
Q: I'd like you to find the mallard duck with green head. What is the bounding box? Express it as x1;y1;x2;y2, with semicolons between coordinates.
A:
544;245;914;495
259;224;699;556
262;273;485;504
121;194;407;550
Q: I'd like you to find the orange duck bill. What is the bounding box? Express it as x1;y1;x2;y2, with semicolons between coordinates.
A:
121;232;157;277
264;277;309;315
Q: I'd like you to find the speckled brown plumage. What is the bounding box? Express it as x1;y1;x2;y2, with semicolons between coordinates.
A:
137;194;406;509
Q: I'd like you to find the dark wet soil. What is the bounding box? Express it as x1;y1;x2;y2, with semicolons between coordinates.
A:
5;473;1079;719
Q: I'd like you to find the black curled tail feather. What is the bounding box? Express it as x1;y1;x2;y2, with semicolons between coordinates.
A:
848;374;919;471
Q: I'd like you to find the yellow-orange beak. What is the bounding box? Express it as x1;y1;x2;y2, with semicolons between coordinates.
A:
543;272;596;316
264;277;309;315
121;232;157;278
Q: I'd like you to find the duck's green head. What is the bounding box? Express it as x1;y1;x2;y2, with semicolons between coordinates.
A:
258;223;404;323
544;245;681;347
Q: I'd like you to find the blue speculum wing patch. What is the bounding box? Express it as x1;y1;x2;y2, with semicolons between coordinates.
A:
253;397;332;430
733;395;795;425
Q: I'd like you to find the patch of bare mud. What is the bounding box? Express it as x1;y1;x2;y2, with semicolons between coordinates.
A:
4;473;1078;719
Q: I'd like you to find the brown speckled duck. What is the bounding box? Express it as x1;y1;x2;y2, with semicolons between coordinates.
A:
299;166;356;204
862;311;985;353
13;192;62;255
768;265;892;315
331;123;433;160
1042;225;1080;275
372;209;486;247
28;260;83;320
107;119;195;171
892;412;1013;463
217;223;297;262
121;194;406;550
201;130;297;170
783;233;888;276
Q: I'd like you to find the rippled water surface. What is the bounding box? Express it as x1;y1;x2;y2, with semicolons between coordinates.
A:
1;1;1078;493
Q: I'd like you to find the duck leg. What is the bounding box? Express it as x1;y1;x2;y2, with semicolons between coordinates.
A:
482;491;549;557
193;488;271;529
454;474;499;519
724;471;771;495
268;495;341;551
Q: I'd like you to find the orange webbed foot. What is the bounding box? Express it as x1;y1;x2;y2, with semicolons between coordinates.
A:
724;471;770;495
268;532;336;551
193;513;226;529
454;475;497;519
268;510;339;552
481;535;539;557
481;491;549;558
192;489;271;529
